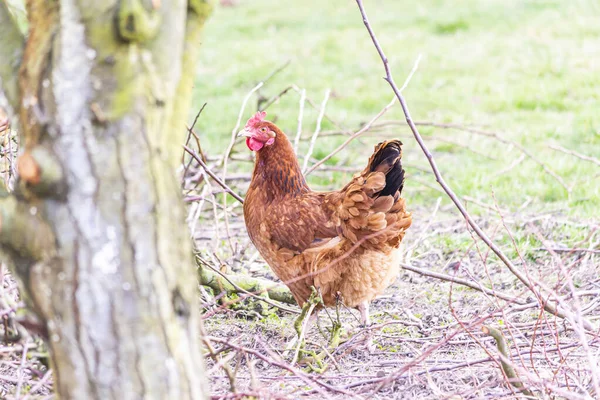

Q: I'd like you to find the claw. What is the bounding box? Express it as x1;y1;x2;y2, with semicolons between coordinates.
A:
298;348;328;373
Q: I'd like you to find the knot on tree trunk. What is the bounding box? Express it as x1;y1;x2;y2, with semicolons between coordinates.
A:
17;148;66;199
117;0;161;43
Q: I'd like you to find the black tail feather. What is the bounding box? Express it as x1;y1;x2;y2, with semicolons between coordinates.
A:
370;140;405;197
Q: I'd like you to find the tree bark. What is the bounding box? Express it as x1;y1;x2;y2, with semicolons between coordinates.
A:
0;0;24;123
0;0;213;398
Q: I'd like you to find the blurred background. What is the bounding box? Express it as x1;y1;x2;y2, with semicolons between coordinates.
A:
192;0;600;218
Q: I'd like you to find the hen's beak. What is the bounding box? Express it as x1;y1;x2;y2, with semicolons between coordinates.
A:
237;128;252;138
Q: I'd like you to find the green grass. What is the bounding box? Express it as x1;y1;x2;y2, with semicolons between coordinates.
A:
193;0;600;218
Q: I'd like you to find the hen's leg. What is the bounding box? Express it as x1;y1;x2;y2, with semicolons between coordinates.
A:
326;293;345;350
358;301;376;353
286;311;318;356
287;288;321;364
359;301;370;325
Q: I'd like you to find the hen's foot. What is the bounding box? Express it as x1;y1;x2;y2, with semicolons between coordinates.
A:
328;320;343;349
298;349;327;373
296;321;345;373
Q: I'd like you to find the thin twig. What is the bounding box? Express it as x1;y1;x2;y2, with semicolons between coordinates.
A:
291;84;349;134
221;82;264;251
414;121;571;194
14;339;29;398
293;88;306;154
305;96;395;176
21;370;53;400
183;145;245;203
400;262;525;305
181;102;208;186
529;223;600;395
305;55;421;176
404;197;442;257
205;336;356;398
549;144;600;167
259;85;295;111
302;89;330;173
491;153;526;178
222;82;264;170
535;247;600;255
260;59;292;86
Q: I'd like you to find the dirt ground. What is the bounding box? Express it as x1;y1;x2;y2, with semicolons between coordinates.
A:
198;204;599;399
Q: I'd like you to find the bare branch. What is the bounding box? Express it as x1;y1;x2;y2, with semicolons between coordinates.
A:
198;260;298;313
354;0;591;330
482;325;535;397
223;81;264;171
259;85;294;111
291;84;350;134
400;263;525;305
305;96;395;176
183;145;245;204
415;121;571;193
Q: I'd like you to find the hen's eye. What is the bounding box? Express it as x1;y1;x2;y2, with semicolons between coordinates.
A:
260;127;267;133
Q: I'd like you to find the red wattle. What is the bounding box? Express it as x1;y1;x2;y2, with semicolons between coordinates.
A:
246;137;264;151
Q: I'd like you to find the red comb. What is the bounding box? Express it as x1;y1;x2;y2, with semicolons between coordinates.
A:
246;111;266;128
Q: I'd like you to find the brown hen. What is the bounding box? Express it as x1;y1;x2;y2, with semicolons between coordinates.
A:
240;111;411;346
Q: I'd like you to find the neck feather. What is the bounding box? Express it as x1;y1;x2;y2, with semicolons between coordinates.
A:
250;130;308;200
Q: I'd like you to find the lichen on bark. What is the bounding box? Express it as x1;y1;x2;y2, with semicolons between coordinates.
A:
0;0;214;398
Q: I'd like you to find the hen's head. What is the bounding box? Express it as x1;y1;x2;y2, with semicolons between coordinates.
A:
238;111;277;152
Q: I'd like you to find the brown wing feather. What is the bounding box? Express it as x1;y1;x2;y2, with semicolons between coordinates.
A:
261;193;337;253
261;140;410;254
324;140;411;250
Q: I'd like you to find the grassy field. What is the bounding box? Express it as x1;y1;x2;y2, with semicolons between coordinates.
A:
193;0;600;217
0;0;598;398
191;1;600;398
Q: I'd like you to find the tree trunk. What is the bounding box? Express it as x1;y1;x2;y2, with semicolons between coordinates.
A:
0;0;213;398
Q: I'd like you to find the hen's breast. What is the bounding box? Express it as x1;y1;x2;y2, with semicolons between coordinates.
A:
310;241;403;307
242;189;315;306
